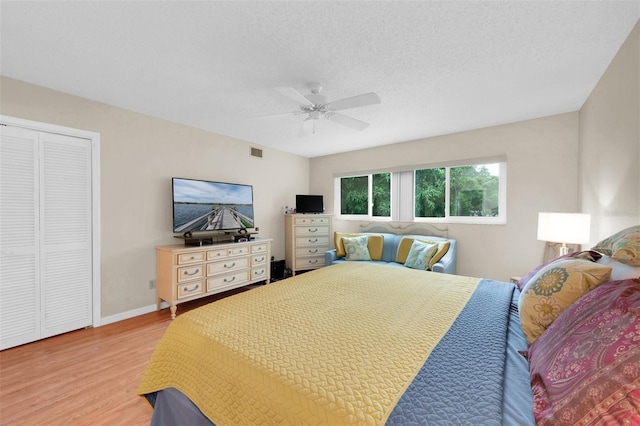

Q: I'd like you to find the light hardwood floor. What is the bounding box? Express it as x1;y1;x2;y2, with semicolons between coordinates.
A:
0;286;255;425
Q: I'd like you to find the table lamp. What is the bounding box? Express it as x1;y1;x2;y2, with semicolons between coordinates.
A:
537;212;591;257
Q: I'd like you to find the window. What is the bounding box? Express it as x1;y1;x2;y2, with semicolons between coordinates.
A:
336;161;506;224
340;176;368;215
339;173;390;218
372;173;391;217
414;168;445;218
449;165;500;217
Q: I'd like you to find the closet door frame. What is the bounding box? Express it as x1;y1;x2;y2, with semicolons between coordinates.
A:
1;115;101;327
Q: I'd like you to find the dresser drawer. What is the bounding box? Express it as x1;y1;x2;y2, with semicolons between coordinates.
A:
295;226;329;236
295;216;330;226
207;248;229;261
295;256;324;269
251;266;268;281
177;264;204;283
295;236;329;247
229;246;249;256
251;253;268;266
207;271;249;291
207;257;249;275
178;251;205;265
296;247;324;257
251;243;268;253
177;280;204;299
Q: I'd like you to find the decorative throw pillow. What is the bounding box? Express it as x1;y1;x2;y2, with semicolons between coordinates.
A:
396;237;450;270
334;232;361;257
334;233;384;260
528;278;640;425
341;235;372;261
516;250;602;291
404;240;438;271
592;225;640;266
518;258;612;344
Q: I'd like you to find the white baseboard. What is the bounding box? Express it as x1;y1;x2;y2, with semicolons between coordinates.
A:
100;301;170;326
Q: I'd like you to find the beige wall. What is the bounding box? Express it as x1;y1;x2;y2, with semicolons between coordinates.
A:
310;112;580;281
579;20;640;245
0;76;309;318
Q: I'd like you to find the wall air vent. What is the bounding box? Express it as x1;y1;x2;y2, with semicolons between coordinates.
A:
250;147;263;158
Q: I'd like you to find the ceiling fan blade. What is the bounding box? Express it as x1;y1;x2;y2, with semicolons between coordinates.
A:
325;112;370;131
326;92;381;111
274;87;314;107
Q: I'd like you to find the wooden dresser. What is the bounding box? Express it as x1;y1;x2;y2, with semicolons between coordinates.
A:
285;214;332;276
156;238;271;318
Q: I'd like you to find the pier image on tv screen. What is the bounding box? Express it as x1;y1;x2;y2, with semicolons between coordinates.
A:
172;178;254;233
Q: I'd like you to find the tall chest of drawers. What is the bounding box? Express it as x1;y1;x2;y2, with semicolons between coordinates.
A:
156;238;271;318
285;214;332;276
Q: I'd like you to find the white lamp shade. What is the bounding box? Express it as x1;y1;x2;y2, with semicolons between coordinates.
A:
537;212;591;244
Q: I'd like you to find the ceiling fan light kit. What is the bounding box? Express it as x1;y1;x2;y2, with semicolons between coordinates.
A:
272;83;381;136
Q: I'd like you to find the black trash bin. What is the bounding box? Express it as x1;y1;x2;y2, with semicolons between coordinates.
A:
271;259;285;281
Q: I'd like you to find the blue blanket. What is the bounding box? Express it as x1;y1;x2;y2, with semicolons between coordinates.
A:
388;279;514;425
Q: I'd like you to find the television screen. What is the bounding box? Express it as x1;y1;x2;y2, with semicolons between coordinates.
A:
172;178;254;233
296;194;324;214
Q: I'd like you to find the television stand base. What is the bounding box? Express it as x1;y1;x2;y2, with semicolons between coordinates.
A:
174;232;258;246
182;237;215;247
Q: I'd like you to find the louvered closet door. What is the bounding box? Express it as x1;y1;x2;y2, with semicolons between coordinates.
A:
40;132;92;338
0;126;40;349
0;126;93;350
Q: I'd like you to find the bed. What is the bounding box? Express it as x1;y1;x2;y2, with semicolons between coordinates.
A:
138;226;640;425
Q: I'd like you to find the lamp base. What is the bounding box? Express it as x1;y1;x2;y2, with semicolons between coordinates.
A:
558;243;570;257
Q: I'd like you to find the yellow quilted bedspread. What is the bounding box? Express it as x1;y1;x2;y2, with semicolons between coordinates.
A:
138;262;480;425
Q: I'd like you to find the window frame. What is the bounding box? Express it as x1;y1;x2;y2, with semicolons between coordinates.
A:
335;160;507;225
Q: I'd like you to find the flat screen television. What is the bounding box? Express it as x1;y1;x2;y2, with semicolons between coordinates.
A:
296;194;324;214
172;177;254;233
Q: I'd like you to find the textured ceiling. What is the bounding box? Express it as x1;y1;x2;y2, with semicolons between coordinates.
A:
1;1;638;158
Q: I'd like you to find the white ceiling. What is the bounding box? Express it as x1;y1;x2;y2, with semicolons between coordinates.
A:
1;1;638;158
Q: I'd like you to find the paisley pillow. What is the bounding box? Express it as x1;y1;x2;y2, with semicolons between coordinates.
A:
528;278;640;425
518;258;612;344
592;225;640;266
342;235;372;261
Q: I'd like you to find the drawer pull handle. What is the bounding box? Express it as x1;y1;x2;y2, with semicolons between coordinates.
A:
224;262;236;269
309;249;318;254
224;276;236;283
308;228;318;232
309;259;318;264
309;238;318;243
190;256;195;260
184;268;200;276
254;269;264;275
183;284;200;293
255;257;265;262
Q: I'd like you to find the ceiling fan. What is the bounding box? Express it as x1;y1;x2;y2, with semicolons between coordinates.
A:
270;83;381;137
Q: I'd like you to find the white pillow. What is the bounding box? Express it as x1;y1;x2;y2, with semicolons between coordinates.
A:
596;255;640;281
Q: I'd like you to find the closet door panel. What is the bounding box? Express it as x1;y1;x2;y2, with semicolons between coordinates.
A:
40;133;92;337
0;126;40;349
